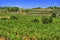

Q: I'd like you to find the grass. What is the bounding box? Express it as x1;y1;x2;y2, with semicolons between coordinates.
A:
0;8;60;40
0;13;60;40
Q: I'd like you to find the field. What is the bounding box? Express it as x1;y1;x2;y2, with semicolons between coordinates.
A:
0;12;60;40
0;7;60;40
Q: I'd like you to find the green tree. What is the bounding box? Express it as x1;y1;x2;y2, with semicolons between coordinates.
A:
7;7;19;12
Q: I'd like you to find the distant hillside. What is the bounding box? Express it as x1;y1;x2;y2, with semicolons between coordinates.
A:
26;8;53;14
0;6;60;14
25;6;60;14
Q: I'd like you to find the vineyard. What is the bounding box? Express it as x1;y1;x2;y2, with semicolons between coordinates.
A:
0;13;60;40
0;6;60;40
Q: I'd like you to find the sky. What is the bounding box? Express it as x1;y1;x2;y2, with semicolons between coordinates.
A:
0;0;60;8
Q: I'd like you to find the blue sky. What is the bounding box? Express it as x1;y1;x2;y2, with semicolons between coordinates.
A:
0;0;60;8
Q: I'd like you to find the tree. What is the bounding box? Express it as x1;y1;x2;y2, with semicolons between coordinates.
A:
48;6;53;9
6;7;19;12
33;7;41;9
48;6;60;9
13;7;19;12
37;7;41;9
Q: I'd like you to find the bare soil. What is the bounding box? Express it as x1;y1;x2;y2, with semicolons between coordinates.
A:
0;36;9;40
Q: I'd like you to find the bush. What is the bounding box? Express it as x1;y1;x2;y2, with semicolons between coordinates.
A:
32;18;39;22
42;17;49;24
52;13;56;18
25;10;28;13
10;15;18;19
48;17;53;23
42;17;53;24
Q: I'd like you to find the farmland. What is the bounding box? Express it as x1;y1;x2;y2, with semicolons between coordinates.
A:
0;7;60;40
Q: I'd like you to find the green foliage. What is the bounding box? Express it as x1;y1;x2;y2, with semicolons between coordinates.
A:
7;7;19;12
48;6;60;9
58;14;60;16
0;7;60;40
0;7;19;12
0;15;60;40
32;18;39;22
42;17;53;24
52;12;56;18
25;10;28;13
10;15;18;19
42;17;49;24
48;17;53;23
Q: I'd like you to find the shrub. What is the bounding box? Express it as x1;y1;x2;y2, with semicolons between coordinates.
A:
10;15;18;19
25;10;28;13
52;13;56;18
42;17;49;24
42;17;53;24
48;17;53;23
32;18;39;22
